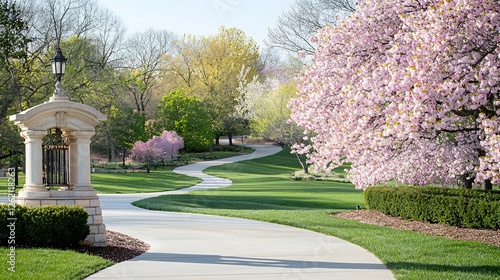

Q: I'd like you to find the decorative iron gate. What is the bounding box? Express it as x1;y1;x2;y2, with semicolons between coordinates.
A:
42;128;69;186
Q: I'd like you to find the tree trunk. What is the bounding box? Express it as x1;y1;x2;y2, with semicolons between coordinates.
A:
461;173;474;189
483;179;493;191
228;133;233;145
295;153;309;174
215;136;220;145
122;148;127;166
109;141;116;162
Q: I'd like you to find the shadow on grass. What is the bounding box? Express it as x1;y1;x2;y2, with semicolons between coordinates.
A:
134;194;361;211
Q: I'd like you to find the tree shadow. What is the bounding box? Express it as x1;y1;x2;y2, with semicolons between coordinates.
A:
135;194;359;211
133;252;389;271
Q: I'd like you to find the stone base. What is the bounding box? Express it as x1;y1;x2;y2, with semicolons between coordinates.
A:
16;195;107;247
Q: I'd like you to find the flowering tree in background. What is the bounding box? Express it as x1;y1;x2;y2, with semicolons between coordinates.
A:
289;0;499;189
131;130;184;171
236;65;310;172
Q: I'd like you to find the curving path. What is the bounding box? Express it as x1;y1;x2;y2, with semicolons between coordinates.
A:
86;144;394;280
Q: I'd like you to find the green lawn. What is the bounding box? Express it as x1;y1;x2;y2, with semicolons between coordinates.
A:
91;169;201;194
0;170;200;195
0;247;112;279
0;147;253;195
134;148;500;280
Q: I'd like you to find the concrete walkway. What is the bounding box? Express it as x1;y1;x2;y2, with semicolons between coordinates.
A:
86;144;394;280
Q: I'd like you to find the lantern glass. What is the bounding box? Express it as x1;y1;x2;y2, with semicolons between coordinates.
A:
51;47;67;79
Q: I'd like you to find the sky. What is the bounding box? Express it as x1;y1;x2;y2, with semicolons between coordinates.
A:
97;0;296;48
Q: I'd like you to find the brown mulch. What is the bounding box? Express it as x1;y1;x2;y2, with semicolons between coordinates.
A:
333;210;500;247
76;230;150;263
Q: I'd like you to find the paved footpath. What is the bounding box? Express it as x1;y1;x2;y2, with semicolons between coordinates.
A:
86;144;394;280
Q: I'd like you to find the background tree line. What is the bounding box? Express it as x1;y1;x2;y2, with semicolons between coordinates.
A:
1;0;344;168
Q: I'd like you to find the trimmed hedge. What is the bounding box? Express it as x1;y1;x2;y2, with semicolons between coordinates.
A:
363;186;500;229
0;204;89;247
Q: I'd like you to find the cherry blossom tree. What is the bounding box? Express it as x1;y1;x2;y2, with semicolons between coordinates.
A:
289;0;499;189
130;130;184;171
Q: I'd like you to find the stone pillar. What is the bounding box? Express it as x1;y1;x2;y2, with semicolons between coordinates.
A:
73;131;95;190
18;130;49;199
64;131;78;188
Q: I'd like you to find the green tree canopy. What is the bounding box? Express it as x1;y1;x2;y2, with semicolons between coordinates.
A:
0;0;31;163
154;90;214;152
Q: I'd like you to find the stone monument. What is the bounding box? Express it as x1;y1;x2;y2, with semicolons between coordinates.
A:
9;47;107;246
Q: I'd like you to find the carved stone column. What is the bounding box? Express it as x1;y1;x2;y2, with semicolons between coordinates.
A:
63;130;77;188
18;130;49;199
72;131;97;195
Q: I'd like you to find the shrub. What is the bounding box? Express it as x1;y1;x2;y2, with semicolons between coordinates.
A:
291;170;351;183
363;186;500;229
0;204;89;247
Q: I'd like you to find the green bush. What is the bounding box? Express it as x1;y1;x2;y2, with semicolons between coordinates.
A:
290;170;351;183
363;186;500;229
0;204;89;247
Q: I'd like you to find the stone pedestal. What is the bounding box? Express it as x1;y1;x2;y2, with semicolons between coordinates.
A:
10;90;107;247
16;195;107;246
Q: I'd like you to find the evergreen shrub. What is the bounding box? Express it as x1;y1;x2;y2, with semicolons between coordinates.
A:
363;186;500;229
0;204;89;247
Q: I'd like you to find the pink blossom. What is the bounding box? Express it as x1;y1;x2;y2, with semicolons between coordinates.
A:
289;0;500;189
131;130;184;165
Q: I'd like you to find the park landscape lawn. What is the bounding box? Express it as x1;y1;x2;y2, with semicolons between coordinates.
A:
134;148;500;280
0;147;498;279
90;148;253;194
91;169;201;194
0;247;112;279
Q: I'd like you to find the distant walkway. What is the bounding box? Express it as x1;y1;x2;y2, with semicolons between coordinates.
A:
86;144;394;279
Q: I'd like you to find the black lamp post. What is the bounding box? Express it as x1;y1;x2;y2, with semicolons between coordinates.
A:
51;47;67;82
50;47;68;100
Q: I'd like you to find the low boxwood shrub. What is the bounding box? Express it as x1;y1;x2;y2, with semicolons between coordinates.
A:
0;204;89;247
363;186;500;229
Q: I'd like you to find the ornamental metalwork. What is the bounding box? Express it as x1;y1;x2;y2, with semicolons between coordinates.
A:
42;128;69;186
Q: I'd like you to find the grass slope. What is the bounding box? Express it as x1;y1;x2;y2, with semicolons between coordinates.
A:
134;148;500;280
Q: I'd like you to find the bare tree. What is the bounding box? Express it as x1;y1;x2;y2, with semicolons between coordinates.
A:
266;0;355;55
122;28;176;115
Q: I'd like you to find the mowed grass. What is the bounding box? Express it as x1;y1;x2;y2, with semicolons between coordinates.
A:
0;147;252;195
134;148;500;280
91;169;200;194
90;147;254;194
0;247;112;279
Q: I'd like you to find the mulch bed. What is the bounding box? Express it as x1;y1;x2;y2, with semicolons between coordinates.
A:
333;210;500;247
76;230;150;263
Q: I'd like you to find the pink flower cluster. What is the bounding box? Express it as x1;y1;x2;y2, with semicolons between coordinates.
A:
131;130;184;165
289;0;499;189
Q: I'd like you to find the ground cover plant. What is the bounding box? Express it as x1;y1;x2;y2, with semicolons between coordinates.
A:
134;148;500;280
